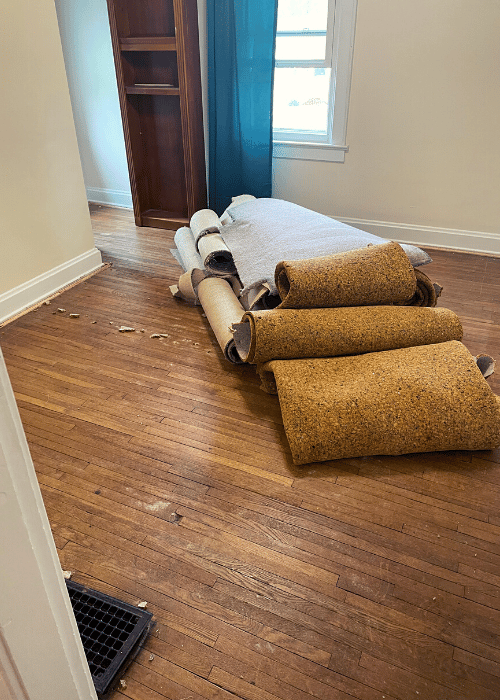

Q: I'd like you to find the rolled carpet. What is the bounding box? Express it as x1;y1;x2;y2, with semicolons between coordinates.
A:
173;227;204;272
197;233;237;276
170;268;207;303
189;209;237;276
398;268;441;308
197;277;245;364
219;198;432;299
259;341;500;465
233;306;463;364
190;208;223;243
275;241;435;309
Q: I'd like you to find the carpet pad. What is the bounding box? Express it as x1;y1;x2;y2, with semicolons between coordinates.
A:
275;241;437;309
233;306;463;364
260;341;500;465
219;198;432;297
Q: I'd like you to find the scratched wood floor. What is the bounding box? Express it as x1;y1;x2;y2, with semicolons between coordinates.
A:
2;204;500;700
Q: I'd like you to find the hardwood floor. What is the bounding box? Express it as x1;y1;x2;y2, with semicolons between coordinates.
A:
2;204;500;700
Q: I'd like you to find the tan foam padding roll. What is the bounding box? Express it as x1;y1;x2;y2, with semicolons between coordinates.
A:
197;277;245;363
275;241;423;309
261;341;500;465
233;306;463;364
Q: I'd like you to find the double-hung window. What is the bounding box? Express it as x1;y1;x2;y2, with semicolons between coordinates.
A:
273;0;358;162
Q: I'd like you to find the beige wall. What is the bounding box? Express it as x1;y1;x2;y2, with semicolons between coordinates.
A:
273;0;500;246
0;0;98;297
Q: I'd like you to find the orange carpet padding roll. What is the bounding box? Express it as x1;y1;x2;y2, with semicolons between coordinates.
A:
233;306;462;364
275;241;439;309
259;341;500;465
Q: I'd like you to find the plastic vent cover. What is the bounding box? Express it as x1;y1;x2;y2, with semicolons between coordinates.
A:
66;580;153;697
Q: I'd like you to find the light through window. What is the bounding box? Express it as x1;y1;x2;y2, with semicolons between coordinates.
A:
273;0;331;139
273;0;358;162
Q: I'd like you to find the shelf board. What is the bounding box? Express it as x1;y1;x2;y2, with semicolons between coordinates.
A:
141;210;189;230
120;36;176;51
126;85;180;96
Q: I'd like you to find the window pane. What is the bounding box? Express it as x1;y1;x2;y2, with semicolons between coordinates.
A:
277;0;329;32
275;35;326;62
273;67;331;134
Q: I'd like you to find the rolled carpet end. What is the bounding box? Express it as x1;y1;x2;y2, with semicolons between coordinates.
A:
475;354;496;378
197;276;246;363
190;209;223;244
173;226;204;272
233;306;463;365
263;341;500;464
171;269;207;304
197;233;237;276
396;269;441;308
275;241;418;309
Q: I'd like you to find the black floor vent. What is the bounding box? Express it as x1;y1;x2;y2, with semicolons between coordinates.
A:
66;580;154;697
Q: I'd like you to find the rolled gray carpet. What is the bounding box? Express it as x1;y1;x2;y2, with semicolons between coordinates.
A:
219;198;432;299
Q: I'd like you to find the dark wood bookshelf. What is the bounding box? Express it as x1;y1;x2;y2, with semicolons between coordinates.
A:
125;86;180;96
106;0;206;229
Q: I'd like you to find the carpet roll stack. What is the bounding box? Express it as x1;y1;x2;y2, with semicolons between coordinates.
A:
169;219;245;359
169;199;499;464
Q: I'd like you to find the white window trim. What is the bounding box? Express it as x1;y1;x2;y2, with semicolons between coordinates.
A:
272;0;358;162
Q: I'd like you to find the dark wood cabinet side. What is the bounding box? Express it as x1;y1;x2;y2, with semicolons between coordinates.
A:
105;0;207;229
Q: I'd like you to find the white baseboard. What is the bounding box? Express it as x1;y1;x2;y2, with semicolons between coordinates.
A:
335;217;500;257
86;187;133;209
0;248;103;325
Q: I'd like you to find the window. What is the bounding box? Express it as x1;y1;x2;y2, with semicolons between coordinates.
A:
272;0;358;162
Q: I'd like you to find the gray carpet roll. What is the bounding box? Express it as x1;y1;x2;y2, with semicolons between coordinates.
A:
219;198;432;298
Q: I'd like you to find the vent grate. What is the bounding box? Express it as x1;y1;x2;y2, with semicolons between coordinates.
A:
66;580;153;697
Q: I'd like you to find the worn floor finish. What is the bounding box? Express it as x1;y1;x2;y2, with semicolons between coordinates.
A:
2;204;500;700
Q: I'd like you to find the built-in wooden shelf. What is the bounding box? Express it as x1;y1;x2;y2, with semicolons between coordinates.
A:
141;210;190;229
125;85;180;96
119;36;177;51
107;0;206;229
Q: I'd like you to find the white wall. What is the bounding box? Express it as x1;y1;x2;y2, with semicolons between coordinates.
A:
0;0;102;323
54;0;132;208
273;0;500;254
55;0;500;254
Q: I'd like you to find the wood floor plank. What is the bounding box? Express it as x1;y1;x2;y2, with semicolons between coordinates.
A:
2;206;500;699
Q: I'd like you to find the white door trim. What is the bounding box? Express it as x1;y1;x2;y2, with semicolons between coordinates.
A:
0;349;97;700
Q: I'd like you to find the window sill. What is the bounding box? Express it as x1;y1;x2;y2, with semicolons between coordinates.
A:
272;141;348;163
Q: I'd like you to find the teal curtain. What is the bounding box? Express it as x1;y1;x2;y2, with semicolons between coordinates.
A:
207;0;278;214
